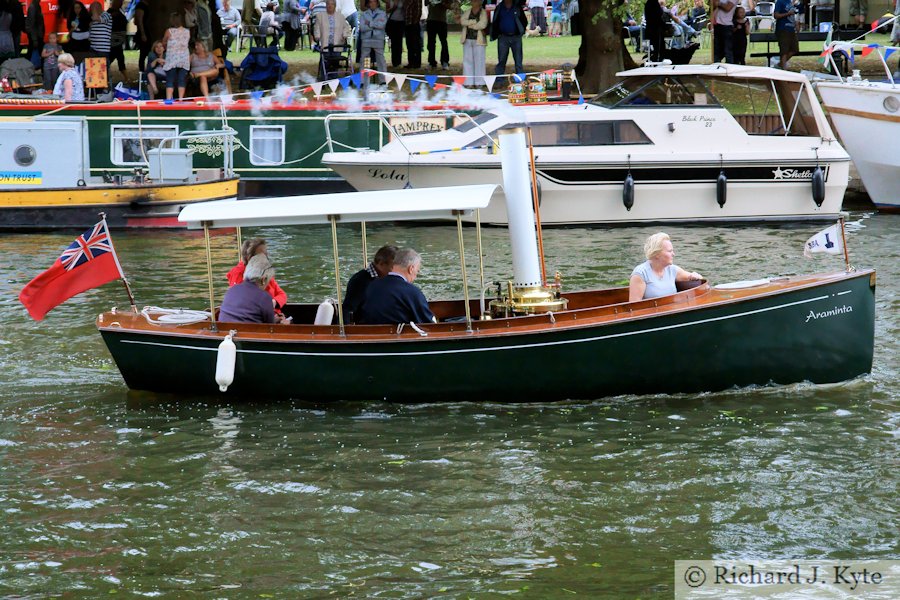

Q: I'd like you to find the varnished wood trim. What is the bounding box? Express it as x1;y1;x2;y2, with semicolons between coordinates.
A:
827;106;900;123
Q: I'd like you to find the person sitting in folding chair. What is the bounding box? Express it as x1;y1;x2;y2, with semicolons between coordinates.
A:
190;40;232;98
258;3;283;46
314;0;352;80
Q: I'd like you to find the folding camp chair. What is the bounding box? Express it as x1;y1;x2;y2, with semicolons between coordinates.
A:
316;43;354;81
239;46;288;90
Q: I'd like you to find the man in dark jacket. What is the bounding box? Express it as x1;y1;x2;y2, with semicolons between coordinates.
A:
343;244;397;323
644;0;665;63
491;0;527;75
361;248;436;325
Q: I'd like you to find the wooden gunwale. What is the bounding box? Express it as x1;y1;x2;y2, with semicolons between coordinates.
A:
97;270;868;343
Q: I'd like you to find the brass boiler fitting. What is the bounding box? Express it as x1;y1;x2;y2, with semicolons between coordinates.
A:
489;280;567;318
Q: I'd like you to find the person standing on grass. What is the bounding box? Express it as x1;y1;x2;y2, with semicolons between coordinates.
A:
711;0;735;63
426;0;453;70
460;0;488;85
491;0;527;75
773;0;798;69
526;0;546;34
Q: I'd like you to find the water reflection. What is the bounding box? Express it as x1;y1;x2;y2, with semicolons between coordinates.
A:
0;212;896;596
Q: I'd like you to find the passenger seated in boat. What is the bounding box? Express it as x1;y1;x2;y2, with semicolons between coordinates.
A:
219;255;279;323
227;238;288;316
628;232;702;302
343;244;397;323
361;248;437;325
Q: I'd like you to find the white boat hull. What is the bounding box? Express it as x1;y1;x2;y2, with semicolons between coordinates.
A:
816;81;900;211
327;157;848;225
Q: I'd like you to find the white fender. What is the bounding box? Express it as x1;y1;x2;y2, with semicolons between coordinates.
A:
314;300;335;325
215;334;236;392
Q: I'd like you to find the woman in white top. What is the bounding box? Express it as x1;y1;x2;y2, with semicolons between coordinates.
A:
629;232;702;301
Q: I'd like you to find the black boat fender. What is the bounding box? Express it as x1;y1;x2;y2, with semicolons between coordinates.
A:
716;169;727;208
623;172;634;211
811;166;825;207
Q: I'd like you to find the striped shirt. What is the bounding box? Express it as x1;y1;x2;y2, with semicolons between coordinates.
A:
89;12;112;53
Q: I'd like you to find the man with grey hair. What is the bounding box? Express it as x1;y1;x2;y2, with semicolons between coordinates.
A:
361;248;436;325
218;254;278;323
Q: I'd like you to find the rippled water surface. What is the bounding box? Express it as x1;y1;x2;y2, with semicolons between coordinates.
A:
0;212;897;598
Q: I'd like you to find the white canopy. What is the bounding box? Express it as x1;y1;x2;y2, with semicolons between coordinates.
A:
178;184;497;229
617;63;813;84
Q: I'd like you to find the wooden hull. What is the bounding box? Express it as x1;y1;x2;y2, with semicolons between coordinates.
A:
97;270;876;402
0;178;239;230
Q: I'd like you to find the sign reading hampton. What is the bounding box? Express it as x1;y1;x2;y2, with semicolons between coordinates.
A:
0;171;42;185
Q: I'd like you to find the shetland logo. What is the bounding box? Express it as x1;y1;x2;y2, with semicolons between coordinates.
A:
805;305;852;323
772;166;828;181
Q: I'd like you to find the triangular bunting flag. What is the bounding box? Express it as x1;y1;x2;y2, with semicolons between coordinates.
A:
870;18;879;31
577;94;584;105
385;73;395;86
425;75;438;87
861;46;875;57
886;48;897;59
452;75;466;86
394;74;407;90
483;75;496;92
301;86;312;94
434;83;448;90
339;76;351;89
350;72;362;87
409;79;421;93
312;82;324;96
513;73;525;83
326;79;339;93
543;69;555;74
848;48;855;63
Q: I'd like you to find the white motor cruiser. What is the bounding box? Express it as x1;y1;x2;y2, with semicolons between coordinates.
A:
323;64;850;226
814;34;899;213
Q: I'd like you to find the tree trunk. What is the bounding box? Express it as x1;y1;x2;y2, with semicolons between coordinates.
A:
574;1;625;95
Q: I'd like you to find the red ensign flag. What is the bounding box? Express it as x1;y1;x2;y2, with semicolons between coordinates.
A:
19;221;123;321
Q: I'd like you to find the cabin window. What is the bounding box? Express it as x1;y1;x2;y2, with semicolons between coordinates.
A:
529;121;651;146
451;111;498;133
703;77;820;137
590;76;716;108
250;125;285;165
111;125;179;165
14;145;36;166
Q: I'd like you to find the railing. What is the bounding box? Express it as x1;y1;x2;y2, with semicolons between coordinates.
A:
823;16;897;87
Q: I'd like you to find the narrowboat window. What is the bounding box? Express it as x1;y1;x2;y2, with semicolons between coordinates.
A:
452;111;498;133
14;145;36;166
250;125;285;165
111;125;179;165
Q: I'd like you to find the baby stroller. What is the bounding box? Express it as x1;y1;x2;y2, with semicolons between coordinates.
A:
239;46;289;90
316;43;354;81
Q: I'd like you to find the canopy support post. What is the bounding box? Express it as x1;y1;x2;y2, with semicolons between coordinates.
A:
361;221;368;267
475;208;485;295
235;226;242;263
330;215;346;336
204;222;217;332
455;211;473;333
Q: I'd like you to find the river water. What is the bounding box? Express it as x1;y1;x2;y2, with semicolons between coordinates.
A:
0;210;896;598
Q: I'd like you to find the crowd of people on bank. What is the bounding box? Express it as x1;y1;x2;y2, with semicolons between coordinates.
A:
1;0;898;101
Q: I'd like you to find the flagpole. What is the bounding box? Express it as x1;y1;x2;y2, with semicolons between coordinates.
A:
838;216;851;272
99;213;137;313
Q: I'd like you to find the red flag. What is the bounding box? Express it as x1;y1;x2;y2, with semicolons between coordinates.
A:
19;221;122;320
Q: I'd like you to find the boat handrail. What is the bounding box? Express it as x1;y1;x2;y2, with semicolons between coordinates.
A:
323;110;497;157
823;21;897;88
157;128;239;179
